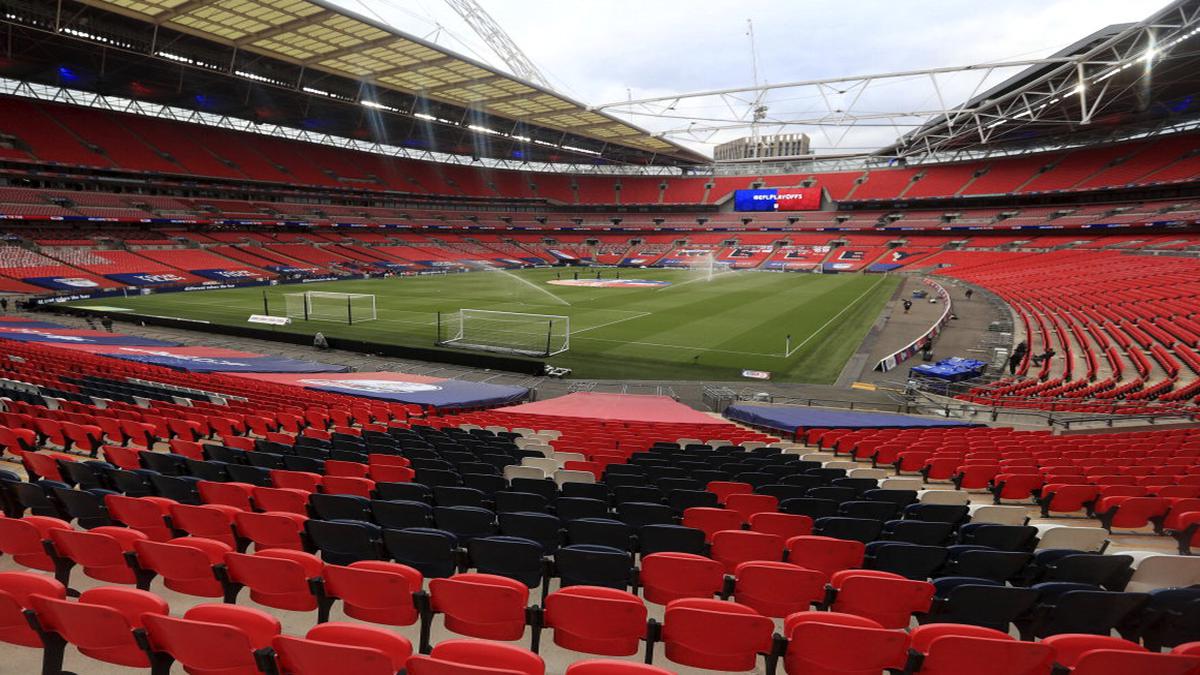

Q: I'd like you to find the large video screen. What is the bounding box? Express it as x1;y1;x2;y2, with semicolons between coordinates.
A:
733;187;822;211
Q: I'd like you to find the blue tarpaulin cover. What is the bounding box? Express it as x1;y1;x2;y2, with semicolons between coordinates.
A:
725;404;982;433
911;357;987;381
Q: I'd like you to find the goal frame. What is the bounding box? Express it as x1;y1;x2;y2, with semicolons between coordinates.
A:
436;309;570;357
283;291;377;324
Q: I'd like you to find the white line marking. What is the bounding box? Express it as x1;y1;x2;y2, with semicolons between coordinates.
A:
653;269;740;292
570;311;653;335
572;335;780;358
785;275;889;358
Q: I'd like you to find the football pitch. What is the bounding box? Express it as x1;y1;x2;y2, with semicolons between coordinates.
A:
65;268;900;383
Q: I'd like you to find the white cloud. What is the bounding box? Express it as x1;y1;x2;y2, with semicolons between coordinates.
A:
332;0;1169;156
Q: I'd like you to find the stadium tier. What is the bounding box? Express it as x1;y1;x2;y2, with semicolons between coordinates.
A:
3;98;1200;205
2;332;1200;673
4;2;1200;673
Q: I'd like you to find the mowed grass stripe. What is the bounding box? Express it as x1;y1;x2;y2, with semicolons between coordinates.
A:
66;268;899;383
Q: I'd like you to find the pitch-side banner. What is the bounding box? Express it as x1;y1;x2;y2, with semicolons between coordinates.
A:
22;276;107;291
733;187;822;211
105;272;190;286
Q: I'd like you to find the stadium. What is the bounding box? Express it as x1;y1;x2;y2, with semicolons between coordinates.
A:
1;0;1200;673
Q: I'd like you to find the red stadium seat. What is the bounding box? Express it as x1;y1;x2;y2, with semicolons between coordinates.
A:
1042;634;1200;674
272;622;412;675
748;512;813;540
143;603;281;675
541;585;648;657
198;481;256;511
782;611;909;675
30;587;169;670
657;598;775;672
169;503;241;547
104;495;175;541
46;526;148;586
731;561;826;618
706;481;753;504
725;494;779;523
426;573;530;649
565;661;675;675
0;515;72;571
233;510;309;551
1039;485;1100;517
826;569;934;629
710;530;784;573
785;535;864;577
407;639;545;675
320;561;423;626
906;624;1054;675
221;549;324;612
639;552;725;604
1093;496;1170;531
131;537;230;597
252;487;311;515
681;508;743;542
0;572;67;647
270;471;323;493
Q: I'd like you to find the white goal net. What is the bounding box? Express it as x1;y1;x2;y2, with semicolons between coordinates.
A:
437;309;569;357
284;291;377;324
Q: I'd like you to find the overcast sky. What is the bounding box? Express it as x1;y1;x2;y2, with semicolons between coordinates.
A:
329;0;1169;156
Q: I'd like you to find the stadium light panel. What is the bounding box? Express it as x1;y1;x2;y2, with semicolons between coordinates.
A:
362;100;401;113
239;70;288;87
562;144;600;155
157;51;221;71
61;27;134;50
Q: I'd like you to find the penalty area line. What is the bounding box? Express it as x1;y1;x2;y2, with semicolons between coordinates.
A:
784;274;889;358
569;311;653;336
571;335;780;358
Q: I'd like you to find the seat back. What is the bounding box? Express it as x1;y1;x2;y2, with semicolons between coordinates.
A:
830;570;934;629
785;617;910;675
0;572;66;646
428;573;530;642
916;632;1053;675
143;605;279;675
786;535;865;577
732;561;826;618
32;587;168;668
543;586;648;657
660;598;774;672
639;552;724;605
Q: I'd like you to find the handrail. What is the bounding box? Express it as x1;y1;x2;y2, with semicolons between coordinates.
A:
875;277;953;372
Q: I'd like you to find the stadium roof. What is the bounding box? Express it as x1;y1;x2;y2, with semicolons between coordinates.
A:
23;0;707;166
886;1;1200;159
598;0;1200;164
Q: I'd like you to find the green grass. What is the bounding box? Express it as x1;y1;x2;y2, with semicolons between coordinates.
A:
66;268;899;383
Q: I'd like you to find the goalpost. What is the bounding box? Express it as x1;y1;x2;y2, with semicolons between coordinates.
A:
284;291;377;324
437;309;570;357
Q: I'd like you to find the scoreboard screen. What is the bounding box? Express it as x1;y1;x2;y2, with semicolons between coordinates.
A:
733;187;822;211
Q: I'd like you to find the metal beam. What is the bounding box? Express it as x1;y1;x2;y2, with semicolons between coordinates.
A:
299;34;403;65
233;10;335;46
595;58;1068;110
151;0;221;25
441;0;553;89
366;55;462;82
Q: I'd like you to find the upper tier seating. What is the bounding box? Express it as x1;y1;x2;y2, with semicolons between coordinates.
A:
2;97;1197;204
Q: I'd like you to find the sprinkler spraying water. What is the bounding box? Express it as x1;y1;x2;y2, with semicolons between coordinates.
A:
700;251;715;282
468;262;571;306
